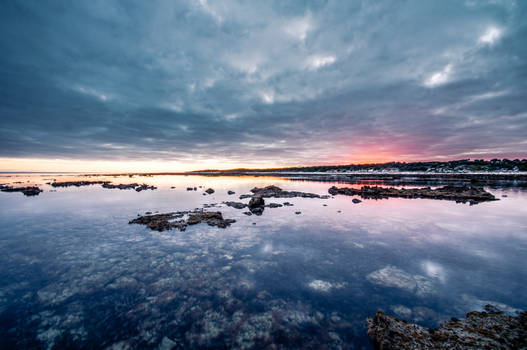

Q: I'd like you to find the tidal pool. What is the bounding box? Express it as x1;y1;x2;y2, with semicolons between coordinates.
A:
1;174;526;349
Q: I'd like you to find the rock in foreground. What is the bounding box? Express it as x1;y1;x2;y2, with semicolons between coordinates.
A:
366;306;526;349
129;210;235;232
329;185;498;204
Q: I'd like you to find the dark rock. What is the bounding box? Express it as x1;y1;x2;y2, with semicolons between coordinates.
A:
366;308;527;350
0;185;43;196
243;211;253;216
352;198;362;204
295;211;301;215
129;210;235;232
187;212;235;228
205;188;215;194
186;187;194;191
329;185;498;204
248;195;265;215
283;202;294;206
224;201;247;209
227;190;235;195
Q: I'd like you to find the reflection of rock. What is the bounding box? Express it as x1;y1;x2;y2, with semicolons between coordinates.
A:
329;185;498;204
366;265;436;297
0;185;43;196
248;196;265;215
129;210;235;231
366;306;527;349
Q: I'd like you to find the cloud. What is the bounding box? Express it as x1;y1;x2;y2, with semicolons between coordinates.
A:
304;54;336;71
0;0;526;169
424;64;453;88
479;26;503;45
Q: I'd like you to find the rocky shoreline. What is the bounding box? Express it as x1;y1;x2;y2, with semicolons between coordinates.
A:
366;305;527;349
0;184;43;196
329;185;498;204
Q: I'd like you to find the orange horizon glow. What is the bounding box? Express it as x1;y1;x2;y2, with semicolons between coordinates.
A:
0;154;516;173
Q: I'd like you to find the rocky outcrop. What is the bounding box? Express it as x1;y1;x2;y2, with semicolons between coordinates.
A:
240;185;329;200
102;183;157;191
329;185;498;204
0;184;43;196
366;306;526;349
129;210;235;232
50;180;110;187
49;181;156;191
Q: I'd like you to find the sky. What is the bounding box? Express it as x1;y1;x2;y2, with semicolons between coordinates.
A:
1;0;526;172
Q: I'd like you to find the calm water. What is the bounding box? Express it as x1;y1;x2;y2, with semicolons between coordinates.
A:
1;174;526;349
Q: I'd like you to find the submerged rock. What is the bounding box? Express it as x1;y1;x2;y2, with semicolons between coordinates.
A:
329;185;498;204
129;210;235;232
366;306;527;349
265;203;283;208
0;184;43;196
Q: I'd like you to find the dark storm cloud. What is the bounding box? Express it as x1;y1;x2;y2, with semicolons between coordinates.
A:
1;0;526;165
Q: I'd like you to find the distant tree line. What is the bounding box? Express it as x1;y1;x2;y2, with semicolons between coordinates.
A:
198;159;527;173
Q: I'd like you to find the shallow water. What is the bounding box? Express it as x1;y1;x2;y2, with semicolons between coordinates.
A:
1;174;526;349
